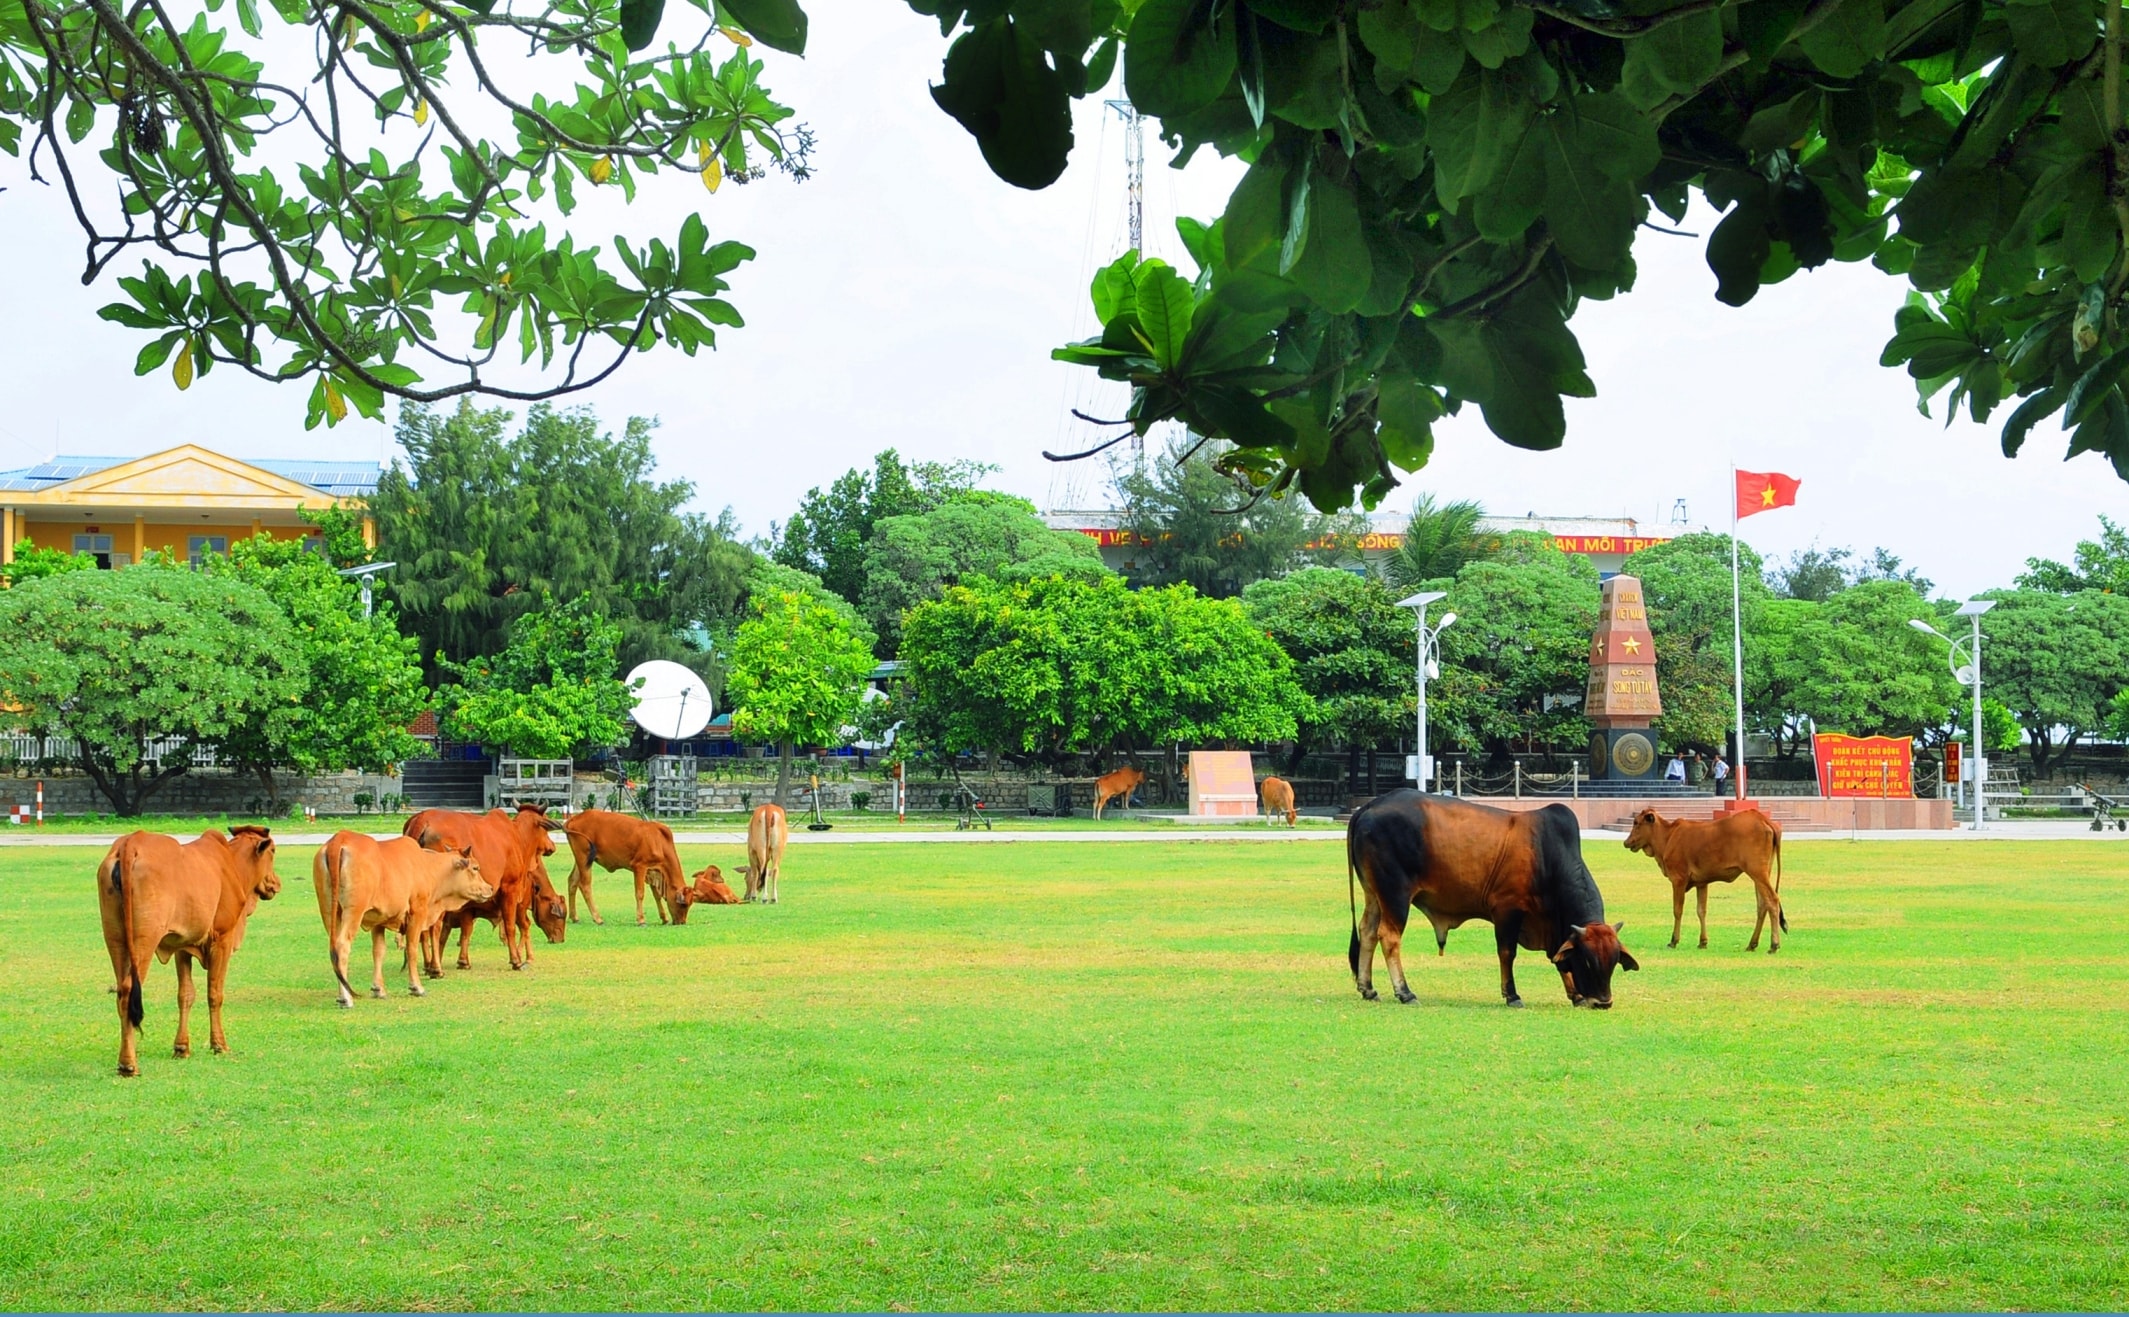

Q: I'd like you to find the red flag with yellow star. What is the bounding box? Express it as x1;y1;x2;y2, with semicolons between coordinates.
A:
1736;470;1801;519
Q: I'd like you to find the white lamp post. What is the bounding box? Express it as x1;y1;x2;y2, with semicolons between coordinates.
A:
1396;591;1456;792
337;561;397;618
1910;598;1997;831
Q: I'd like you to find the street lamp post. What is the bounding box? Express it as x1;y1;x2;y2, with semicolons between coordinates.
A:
336;561;397;618
1910;599;1997;831
1396;591;1456;793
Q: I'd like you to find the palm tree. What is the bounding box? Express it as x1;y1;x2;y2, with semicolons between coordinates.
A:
1382;494;1490;589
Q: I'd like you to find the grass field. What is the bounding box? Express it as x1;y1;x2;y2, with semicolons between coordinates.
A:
0;836;2124;1310
3;810;1343;835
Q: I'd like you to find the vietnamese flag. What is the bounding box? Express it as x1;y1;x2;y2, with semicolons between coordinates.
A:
1736;470;1801;519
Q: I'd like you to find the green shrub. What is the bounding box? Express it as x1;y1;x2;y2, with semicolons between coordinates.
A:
851;791;871;811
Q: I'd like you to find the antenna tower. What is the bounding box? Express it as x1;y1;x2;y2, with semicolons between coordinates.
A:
1105;98;1143;252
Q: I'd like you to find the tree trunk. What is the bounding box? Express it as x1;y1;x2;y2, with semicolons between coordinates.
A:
1366;747;1378;796
256;764;282;813
775;742;793;806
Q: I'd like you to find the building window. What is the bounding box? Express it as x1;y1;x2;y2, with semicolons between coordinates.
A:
302;536;327;557
187;535;229;568
72;533;113;569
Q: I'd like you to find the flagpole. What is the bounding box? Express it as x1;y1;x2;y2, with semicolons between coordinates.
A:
1730;468;1748;803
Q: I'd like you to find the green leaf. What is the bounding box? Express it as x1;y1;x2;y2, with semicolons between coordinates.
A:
931;18;1074;189
2064;341;2129;425
1621;9;1722;95
719;0;807;53
1124;0;1237;119
619;0;665;50
2000;386;2062;457
1428;67;1533;211
1375;374;1441;470
1222;150;1288;271
1707;197;1772;306
1286;170;1371;313
1459;5;1531;68
2004;0;2095;68
1796;0;1886;78
1131;261;1197;369
2061;170;2119;284
1737;0;1812;64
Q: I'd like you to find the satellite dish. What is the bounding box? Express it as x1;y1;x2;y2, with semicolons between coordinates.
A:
627;660;713;740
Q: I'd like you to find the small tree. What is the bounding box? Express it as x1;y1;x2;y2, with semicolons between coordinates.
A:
859;492;1107;654
440;598;632;759
726;591;875;804
206;536;428;808
2;541;98;587
1243;568;1411;771
0;567;304;815
1111;436;1360;598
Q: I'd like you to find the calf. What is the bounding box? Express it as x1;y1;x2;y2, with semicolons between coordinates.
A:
563;809;691;926
97;826;285;1076
313;832;493;1007
743;803;788;903
1623;808;1787;953
1260;776;1298;827
684;865;741;905
1092;765;1145;820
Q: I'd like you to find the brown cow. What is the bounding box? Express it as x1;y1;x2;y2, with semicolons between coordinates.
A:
1092;765;1145;820
683;865;741;905
1260;776;1298;827
406;805;565;972
1347;792;1639;1008
1623;808;1788;953
741;803;788;903
564;809;691;926
313;832;493;1007
97;826;285;1076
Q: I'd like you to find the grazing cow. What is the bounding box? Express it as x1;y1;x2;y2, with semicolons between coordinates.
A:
1260;776;1298;827
1347;792;1639;1008
1092;765;1145;820
563;809;691;926
1623;808;1788;953
683;865;741;905
406;805;565;972
96;826;285;1076
313;832;493;1007
742;803;788;903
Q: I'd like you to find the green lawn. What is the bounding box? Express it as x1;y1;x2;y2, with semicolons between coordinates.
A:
0;837;2123;1310
3;809;1342;835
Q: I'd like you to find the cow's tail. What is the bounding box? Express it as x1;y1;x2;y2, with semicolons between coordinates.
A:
107;848;145;1027
327;843;356;998
1773;825;1788;932
1346;827;1361;978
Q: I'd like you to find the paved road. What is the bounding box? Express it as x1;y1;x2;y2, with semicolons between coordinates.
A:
2;821;2121;848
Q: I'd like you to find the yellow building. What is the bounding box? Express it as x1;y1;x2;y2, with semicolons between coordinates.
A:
0;445;377;569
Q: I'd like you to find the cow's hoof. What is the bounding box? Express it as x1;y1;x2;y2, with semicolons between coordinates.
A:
1503;997;1525;1009
211;1042;228;1055
1667;938;1679;948
1358;986;1379;1002
117;1064;138;1078
1394;986;1417;1005
410;986;426;997
173;1044;190;1058
337;998;352;1010
593;917;604;926
371;988;386;999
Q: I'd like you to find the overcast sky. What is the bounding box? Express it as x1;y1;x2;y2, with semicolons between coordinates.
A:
1;1;2122;599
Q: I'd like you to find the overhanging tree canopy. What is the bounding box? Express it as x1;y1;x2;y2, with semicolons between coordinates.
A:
1;0;810;423
912;0;2129;506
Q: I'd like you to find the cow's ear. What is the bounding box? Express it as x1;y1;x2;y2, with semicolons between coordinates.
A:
1619;948;1640;972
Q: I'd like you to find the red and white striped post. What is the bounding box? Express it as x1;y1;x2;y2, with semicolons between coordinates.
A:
35;778;44;825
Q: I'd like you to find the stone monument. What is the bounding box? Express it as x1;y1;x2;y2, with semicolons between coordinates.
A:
1584;574;1662;781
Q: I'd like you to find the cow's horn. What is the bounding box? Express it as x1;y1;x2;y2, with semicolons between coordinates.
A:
1569;924;1587;939
1612;920;1626;936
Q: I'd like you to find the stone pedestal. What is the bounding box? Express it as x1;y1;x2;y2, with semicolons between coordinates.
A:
1583;575;1663;781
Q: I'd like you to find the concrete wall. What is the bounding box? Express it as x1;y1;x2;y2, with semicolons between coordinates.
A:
2;769;401;818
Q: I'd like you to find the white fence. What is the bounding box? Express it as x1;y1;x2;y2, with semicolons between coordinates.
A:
2;733;217;768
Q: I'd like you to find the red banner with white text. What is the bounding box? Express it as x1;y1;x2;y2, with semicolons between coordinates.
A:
1813;734;1915;798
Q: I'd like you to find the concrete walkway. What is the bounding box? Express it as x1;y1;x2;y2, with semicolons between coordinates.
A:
2;821;2122;849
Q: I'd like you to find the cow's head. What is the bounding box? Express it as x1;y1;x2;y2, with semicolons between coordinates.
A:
1623;809;1663;855
229;825;282;901
1550;921;1639;1009
529;860;568;943
442;845;495;906
687;865;738;909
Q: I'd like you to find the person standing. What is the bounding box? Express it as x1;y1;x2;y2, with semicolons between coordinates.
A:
1712;753;1730;795
1687;750;1706;787
1665;752;1687;784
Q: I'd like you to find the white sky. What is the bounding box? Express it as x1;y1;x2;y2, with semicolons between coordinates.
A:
1;0;2122;599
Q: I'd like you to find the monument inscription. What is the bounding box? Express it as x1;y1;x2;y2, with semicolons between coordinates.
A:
1585;574;1663;781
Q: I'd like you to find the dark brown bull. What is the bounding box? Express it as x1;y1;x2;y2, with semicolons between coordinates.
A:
1623;807;1788;952
1347;792;1639;1008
